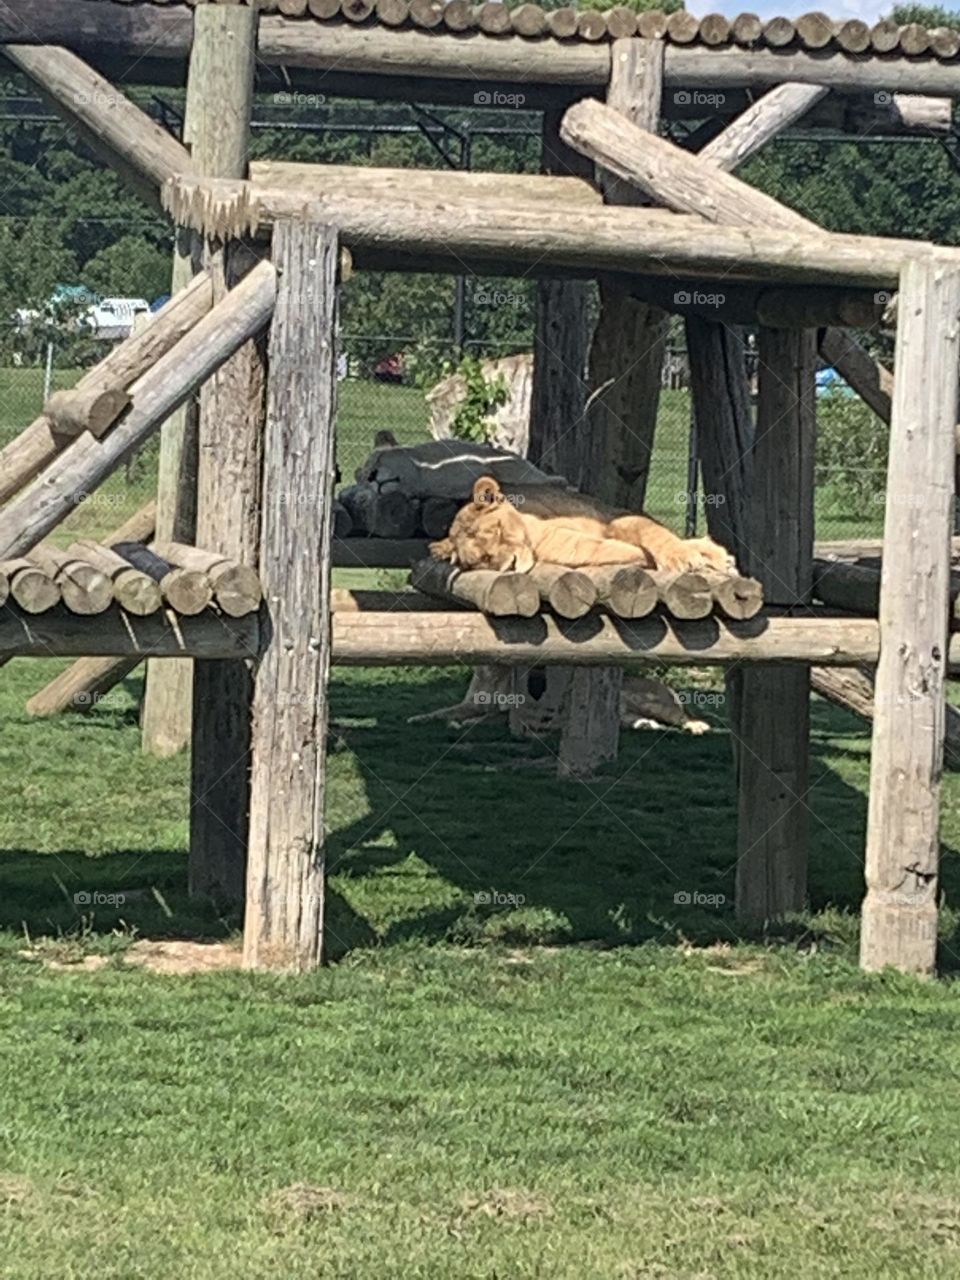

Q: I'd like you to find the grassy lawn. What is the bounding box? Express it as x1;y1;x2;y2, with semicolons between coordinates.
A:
3;655;960;1276
0;371;940;1277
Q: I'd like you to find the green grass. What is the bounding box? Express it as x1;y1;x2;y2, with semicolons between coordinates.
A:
0;372;931;1276
4;657;960;1274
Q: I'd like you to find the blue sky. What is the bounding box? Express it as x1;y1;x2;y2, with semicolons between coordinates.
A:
685;0;896;21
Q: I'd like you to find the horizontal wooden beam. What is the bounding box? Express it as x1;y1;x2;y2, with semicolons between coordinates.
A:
0;604;259;659
248;160;601;208
329;607;960;670
665;46;960;98
164;177;936;288
8;6;960;101
628;279;885;328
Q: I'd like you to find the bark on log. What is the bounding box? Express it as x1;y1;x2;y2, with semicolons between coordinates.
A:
861;257;960;976
327;610;936;669
410;557;540;617
163;177;927;289
27;545;113;616
244;219;339;972
66;540;162;616
698;82;829;170
249;160;601;209
43;387;131;440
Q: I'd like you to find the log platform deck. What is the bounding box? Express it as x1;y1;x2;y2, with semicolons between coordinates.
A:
409;555;763;622
0;540;262;621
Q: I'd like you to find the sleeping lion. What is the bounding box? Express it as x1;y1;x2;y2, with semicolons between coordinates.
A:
431;477;733;575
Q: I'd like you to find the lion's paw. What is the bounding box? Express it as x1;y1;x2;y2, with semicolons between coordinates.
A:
682;719;711;736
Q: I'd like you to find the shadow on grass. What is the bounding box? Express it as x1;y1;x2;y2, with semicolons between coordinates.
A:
323;671;960;957
0;847;374;960
4;669;960;964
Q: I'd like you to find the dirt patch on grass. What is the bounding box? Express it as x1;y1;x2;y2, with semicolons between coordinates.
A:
264;1183;356;1226
460;1188;553;1222
21;940;243;975
122;940;242;974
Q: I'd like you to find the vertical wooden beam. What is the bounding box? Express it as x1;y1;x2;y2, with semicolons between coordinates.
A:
181;5;261;904
585;38;667;510
243;218;338;971
525;109;621;777
142;2;256;759
684;318;753;564
861;256;960;975
735;328;816;923
528;109;592;485
188;243;267;905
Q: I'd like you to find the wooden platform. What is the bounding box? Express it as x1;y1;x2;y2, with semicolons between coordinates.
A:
409;556;764;622
0;540;262;619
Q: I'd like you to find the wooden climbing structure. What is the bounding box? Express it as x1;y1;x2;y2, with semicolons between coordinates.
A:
1;1;960;975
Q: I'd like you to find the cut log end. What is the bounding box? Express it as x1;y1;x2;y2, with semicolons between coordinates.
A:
44;386;131;439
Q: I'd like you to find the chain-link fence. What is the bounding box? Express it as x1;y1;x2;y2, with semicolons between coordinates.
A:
335;336;890;543
1;326;890;546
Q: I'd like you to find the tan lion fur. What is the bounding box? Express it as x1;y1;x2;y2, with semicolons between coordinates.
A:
431;477;733;575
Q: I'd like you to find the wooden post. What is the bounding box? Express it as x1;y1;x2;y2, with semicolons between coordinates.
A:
187;245;267;906
861;256;960;975
243;218;338;971
523;109;621;777
585;39;667;511
143;1;257;760
528;109;592;485
735;329;816;923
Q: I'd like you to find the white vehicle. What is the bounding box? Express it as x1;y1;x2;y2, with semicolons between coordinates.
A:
82;297;151;341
